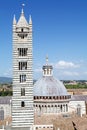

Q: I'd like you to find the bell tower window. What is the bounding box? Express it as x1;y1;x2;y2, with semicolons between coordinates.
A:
18;48;28;56
19;62;27;70
21;101;25;107
20;75;26;83
17;28;28;39
21;88;25;96
21;28;23;32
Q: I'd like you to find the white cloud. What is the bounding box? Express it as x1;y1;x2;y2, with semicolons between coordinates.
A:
55;60;80;69
63;71;79;76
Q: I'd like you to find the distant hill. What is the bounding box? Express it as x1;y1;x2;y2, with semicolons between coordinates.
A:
0;77;12;84
0;77;37;84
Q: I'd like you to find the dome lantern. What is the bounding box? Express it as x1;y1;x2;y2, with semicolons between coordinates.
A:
42;56;53;76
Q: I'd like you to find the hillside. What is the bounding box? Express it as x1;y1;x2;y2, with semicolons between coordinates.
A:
0;77;12;84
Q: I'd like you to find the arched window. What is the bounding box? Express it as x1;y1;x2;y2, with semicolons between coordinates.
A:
44;69;46;75
21;101;25;107
77;104;81;116
21;28;23;32
66;104;68;112
47;69;49;75
60;105;62;112
20;75;26;82
18;48;28;56
19;62;27;70
21;88;25;96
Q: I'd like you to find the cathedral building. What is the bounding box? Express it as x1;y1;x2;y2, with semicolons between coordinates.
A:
0;6;87;130
11;6;87;117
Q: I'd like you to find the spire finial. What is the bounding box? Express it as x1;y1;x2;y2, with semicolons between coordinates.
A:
21;3;25;14
46;55;48;65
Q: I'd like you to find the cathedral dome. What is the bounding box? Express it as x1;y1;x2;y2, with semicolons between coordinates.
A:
34;57;68;97
33;76;68;96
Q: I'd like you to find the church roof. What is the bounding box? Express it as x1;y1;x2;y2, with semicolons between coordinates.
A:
71;95;87;101
33;76;68;96
0;96;11;104
17;9;29;28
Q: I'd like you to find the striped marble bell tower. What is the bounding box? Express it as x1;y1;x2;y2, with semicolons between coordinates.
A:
12;8;34;130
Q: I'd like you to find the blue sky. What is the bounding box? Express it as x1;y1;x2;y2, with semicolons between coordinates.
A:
0;0;87;80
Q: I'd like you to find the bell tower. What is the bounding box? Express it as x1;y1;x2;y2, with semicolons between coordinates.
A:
12;7;34;130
